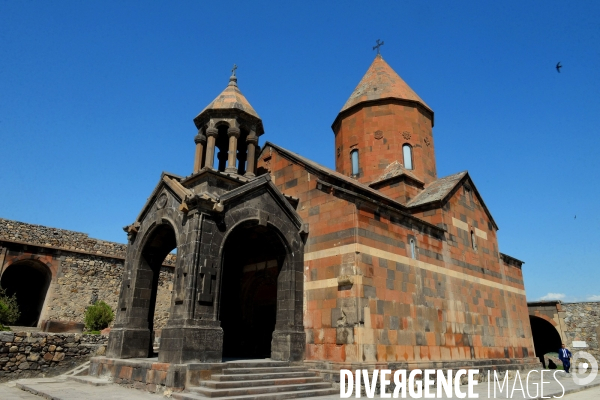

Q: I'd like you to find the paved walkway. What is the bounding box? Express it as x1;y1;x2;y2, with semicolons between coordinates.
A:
1;377;164;400
1;371;600;399
563;383;600;399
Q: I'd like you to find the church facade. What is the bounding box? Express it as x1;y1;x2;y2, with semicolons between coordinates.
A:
106;54;539;374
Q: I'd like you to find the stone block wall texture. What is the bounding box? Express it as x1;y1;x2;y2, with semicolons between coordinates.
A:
258;145;534;369
0;219;127;258
0;218;175;265
334;103;437;186
0;331;108;382
48;254;174;331
0;218;174;331
563;302;600;361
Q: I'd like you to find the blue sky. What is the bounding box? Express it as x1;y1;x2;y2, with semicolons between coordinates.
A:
1;1;599;302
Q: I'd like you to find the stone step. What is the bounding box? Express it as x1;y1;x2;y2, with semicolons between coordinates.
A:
66;375;111;386
213;371;315;381
223;366;306;375
173;387;339;400
223;360;290;369
189;382;332;397
200;376;323;389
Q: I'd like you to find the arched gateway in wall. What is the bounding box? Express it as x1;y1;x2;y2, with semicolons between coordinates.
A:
107;71;306;363
0;259;51;327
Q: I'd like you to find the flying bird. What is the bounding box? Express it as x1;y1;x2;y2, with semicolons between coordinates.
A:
556;62;562;73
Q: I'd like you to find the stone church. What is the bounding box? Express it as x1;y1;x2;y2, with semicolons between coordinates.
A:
0;54;542;393
104;53;539;374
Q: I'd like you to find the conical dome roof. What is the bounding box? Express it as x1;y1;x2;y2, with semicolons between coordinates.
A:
339;55;432;115
195;75;261;121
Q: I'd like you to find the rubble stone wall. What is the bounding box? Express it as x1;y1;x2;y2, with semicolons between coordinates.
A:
47;253;173;331
563;302;600;361
0;218;174;331
0;217;175;265
0;218;127;258
0;331;108;382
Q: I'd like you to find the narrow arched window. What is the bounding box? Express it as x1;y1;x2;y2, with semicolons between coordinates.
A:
410;238;416;259
471;231;477;251
403;144;413;170
351;150;359;175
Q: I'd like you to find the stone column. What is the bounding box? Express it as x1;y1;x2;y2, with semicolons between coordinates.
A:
193;131;207;173
225;127;240;174
244;135;258;177
204;127;218;169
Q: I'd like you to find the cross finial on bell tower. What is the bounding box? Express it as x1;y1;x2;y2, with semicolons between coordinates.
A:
229;64;238;86
373;39;384;55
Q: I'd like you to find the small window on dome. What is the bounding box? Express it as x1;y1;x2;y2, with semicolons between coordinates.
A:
410;238;417;259
403;144;413;170
351;150;359;176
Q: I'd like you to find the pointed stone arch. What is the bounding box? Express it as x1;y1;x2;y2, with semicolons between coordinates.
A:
108;192;183;359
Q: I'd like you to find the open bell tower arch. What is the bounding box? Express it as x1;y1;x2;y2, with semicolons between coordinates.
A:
192;69;264;177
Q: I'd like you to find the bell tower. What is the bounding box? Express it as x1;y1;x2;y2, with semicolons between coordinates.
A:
332;54;436;185
192;66;264;177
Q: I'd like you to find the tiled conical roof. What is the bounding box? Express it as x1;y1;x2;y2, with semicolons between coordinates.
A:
340;55;432;114
196;75;261;120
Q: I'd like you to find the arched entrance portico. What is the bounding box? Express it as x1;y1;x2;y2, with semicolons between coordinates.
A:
1;260;51;327
219;221;288;359
109;221;178;359
108;172;305;364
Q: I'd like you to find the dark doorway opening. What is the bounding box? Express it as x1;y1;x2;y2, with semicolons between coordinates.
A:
219;222;287;359
139;224;176;357
529;315;562;368
1;261;51;327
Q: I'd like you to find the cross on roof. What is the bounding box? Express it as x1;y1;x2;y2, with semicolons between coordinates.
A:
373;39;384;54
231;64;237;77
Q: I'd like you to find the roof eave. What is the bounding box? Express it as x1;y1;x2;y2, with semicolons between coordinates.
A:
369;173;424;189
193;108;264;135
332;97;434;132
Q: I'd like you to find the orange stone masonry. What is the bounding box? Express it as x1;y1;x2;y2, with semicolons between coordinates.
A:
255;54;538;374
333;55;437;187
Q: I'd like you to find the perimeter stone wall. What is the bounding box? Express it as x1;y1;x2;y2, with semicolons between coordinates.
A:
0;218;127;258
47;253;174;331
563;302;600;361
0;218;175;265
0;331;108;382
0;218;175;331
